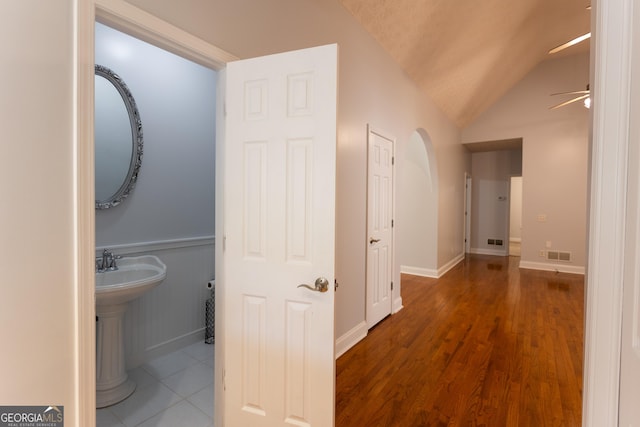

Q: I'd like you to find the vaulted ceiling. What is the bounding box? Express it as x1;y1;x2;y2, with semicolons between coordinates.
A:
338;0;591;127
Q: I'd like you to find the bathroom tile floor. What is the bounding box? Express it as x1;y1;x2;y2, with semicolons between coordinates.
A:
97;341;215;427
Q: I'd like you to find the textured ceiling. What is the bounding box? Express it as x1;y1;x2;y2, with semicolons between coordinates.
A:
339;0;591;127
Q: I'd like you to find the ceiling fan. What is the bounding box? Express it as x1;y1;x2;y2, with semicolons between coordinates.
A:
548;5;591;54
548;5;591;109
549;85;590;109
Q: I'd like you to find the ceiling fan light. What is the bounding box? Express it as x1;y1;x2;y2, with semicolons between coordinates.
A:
549;33;591;54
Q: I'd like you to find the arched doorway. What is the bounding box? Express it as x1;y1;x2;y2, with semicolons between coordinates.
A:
398;129;438;276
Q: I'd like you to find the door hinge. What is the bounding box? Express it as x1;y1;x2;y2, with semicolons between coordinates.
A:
391;281;394;291
392;156;395;165
391;219;394;227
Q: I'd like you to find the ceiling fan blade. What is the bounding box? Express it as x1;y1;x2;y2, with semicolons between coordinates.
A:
551;89;590;96
549;33;591;54
549;94;590;110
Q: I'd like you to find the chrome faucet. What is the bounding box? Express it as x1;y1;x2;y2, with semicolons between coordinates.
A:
103;249;113;271
96;249;120;272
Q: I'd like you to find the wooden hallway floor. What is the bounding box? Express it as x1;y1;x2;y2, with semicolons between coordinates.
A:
336;254;584;427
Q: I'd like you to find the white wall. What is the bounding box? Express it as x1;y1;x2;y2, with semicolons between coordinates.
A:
462;52;589;273
123;0;465;340
398;130;439;276
510;176;523;241
0;0;81;423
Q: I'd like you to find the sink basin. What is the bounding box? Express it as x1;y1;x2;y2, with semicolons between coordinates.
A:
96;255;166;306
95;254;166;408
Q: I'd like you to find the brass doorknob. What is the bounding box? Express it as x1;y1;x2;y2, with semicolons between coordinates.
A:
298;277;329;293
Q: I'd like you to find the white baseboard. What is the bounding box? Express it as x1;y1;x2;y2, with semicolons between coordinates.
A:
437;253;465;277
392;296;403;314
335;321;367;359
469;247;508;256
401;253;464;279
519;260;585;275
509;237;521;243
400;265;438;278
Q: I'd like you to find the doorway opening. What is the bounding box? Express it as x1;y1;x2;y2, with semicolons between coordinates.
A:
397;129;438;277
94;20;218;426
509;176;523;257
463;139;522;257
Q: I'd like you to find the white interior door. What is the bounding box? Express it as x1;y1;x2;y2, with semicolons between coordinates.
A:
366;127;394;329
222;44;337;426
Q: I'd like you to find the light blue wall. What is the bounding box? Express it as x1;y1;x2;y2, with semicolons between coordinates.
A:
95;23;217;365
95;23;216;247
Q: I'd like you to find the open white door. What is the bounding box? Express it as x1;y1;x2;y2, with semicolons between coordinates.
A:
366;126;394;328
222;44;337;427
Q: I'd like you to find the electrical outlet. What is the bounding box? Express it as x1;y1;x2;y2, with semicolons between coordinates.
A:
539;250;545;257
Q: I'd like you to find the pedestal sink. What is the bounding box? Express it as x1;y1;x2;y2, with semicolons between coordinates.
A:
95;255;166;408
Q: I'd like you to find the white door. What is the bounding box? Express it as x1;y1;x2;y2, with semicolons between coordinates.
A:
366;126;394;329
223;45;337;426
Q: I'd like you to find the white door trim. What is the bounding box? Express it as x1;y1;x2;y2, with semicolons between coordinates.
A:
619;1;640;423
75;1;96;424
78;2;237;426
583;0;633;426
464;173;471;254
94;0;237;68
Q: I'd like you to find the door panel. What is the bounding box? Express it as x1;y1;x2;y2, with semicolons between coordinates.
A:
224;44;337;426
366;127;394;328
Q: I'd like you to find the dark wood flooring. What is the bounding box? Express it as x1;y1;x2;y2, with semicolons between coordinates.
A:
336;254;584;427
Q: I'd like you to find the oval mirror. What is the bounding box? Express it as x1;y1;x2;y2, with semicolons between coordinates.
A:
95;64;143;209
